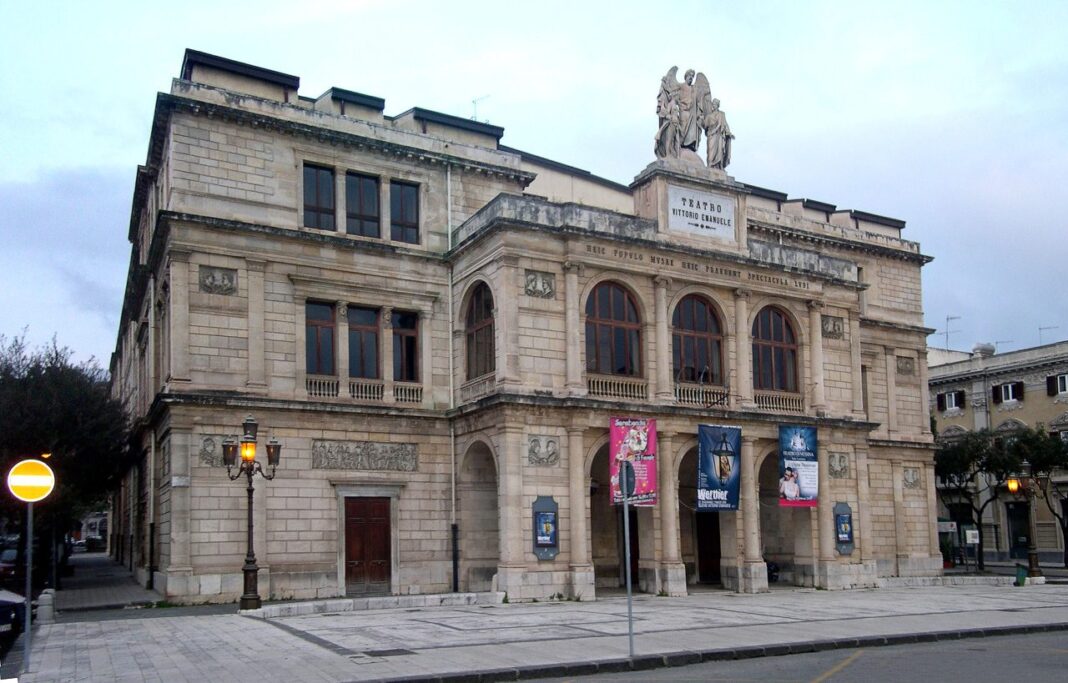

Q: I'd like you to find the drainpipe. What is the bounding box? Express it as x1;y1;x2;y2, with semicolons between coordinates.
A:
447;162;459;592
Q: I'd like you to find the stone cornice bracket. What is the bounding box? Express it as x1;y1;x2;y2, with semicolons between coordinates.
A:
168;249;191;264
562;260;585;276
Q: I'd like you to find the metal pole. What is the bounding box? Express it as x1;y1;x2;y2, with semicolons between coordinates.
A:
1027;486;1042;578
240;466;261;610
622;490;634;659
23;502;33;674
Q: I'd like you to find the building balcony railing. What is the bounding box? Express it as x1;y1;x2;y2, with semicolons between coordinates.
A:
349;379;384;402
754;390;804;413
306;375;339;398
675;382;729;408
460;374;496;403
587;374;648;401
395;382;423;404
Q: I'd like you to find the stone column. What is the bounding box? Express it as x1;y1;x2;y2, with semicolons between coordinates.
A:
568;427;594;600
564;262;585;394
884;347;898;436
856;448;875;565
918;349;932;435
381;307;394;402
498;259;521;389
807;301;826;414
379;177;391;239
734;289;752;407
165;430;193;599
892;461;907;576
295;298;308;399
147;275;157;395
739;436;767;592
657;432;686;595
926;460;940;564
654;276;673;401
816;428;836;587
246;260;266;389
419;306;433;405
168;250;191;382
335;303;349;393
850;313;865;417
497;427;526;596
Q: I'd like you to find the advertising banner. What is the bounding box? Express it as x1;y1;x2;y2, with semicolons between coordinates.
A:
697;425;741;510
778;425;818;507
610;417;657;506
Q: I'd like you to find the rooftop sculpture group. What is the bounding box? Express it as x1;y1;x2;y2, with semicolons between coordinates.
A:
655;67;733;170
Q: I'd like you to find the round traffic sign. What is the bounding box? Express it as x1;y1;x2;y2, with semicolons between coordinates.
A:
7;459;55;503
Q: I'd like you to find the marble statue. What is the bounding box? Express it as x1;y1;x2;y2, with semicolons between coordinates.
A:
655;66;733;170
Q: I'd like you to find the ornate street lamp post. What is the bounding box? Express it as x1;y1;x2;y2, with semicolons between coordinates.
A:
222;415;281;610
1007;470;1043;579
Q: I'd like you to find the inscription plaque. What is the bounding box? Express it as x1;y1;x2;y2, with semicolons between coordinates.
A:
667;185;736;241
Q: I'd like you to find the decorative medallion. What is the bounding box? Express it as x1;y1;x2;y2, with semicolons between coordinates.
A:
828;453;850;479
896;357;915;376
312;440;417;472
198;266;237;295
821;315;845;340
524;270;555;298
527;435;560;466
903;467;921;489
198;435;226;467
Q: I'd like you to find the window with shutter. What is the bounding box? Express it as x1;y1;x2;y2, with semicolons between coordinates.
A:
936;393;946;411
1050;374;1068;396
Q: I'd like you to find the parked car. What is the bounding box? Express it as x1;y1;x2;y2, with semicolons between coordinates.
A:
72;539;87;553
0;589;24;636
0;548;18;587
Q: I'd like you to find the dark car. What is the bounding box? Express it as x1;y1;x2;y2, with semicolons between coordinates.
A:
0;589;24;636
0;549;18;588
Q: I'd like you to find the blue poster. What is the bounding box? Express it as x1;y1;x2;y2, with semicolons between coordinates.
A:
697;425;741;510
778;425;818;507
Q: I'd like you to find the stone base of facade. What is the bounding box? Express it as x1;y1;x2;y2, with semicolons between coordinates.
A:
896;555;944;577
725;561;768;594
570;565;596;601
495;565;572;602
657;562;688;597
816;560;879;590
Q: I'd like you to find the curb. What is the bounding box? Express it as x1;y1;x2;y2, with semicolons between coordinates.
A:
382;621;1068;682
55;600;157;613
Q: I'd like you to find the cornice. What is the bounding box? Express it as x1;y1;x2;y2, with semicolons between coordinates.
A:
748;219;933;265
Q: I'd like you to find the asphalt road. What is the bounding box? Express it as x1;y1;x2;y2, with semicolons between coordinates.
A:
528;632;1068;682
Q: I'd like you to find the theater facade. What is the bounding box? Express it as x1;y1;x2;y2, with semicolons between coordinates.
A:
108;50;940;603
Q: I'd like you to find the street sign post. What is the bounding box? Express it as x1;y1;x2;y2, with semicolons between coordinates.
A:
8;458;56;674
621;460;635;658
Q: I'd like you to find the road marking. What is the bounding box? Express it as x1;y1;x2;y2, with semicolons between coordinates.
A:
810;649;864;683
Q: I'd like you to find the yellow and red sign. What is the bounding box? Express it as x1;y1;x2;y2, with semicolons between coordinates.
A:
7;459;56;503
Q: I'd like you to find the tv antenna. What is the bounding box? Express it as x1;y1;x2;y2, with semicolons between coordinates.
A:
937;315;961;350
471;95;490;122
1039;326;1060;345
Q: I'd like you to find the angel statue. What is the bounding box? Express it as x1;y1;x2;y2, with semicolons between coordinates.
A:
654;66;732;170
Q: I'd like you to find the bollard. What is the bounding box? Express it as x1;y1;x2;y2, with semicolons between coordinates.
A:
36;588;55;625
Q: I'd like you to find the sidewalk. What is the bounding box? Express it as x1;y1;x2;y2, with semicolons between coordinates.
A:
19;580;1068;682
53;552;161;612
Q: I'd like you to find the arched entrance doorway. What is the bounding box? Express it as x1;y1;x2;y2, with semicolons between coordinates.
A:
456;441;499;592
758;450;815;586
678;446;722;584
590;443;657;589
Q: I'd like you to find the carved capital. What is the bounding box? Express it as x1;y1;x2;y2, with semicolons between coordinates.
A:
734;288;751;301
337;302;348;320
807;299;824;312
245;259;266;273
562;260;585;276
653;275;672;290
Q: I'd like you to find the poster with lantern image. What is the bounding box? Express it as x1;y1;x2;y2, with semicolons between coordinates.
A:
697;425;741;510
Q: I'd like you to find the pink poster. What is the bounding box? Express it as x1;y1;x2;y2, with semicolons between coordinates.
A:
609;417;658;506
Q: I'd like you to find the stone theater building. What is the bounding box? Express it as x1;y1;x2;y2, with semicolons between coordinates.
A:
108;50;940;604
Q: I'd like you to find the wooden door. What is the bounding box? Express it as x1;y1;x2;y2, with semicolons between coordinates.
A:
1006;502;1030;560
345;497;391;595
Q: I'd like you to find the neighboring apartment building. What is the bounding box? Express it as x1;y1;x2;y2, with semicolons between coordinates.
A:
108;50;939;604
930;341;1068;562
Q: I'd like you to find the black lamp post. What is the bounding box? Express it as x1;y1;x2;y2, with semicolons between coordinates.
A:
222;415;281;610
1007;470;1043;579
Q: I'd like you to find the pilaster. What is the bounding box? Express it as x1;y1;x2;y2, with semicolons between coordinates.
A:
246;260;266;389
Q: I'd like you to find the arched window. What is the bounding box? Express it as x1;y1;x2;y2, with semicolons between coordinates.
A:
465;283;495;380
585;282;642;376
672;295;723;384
752;306;798;392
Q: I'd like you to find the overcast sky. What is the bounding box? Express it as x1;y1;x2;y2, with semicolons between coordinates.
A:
1;0;1066;366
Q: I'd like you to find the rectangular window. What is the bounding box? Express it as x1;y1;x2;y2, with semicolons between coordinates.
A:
390;181;419;244
1048;373;1068;396
345;172;380;237
938;390;966;411
392;311;419;382
994;381;1024;404
303;164;335;230
305;302;335;375
348;307;379;379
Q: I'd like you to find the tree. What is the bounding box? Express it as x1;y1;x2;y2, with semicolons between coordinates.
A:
935;429;1022;570
1008;426;1068;567
0;334;133;538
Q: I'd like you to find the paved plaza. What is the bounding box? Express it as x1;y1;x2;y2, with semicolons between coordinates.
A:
10;557;1068;682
